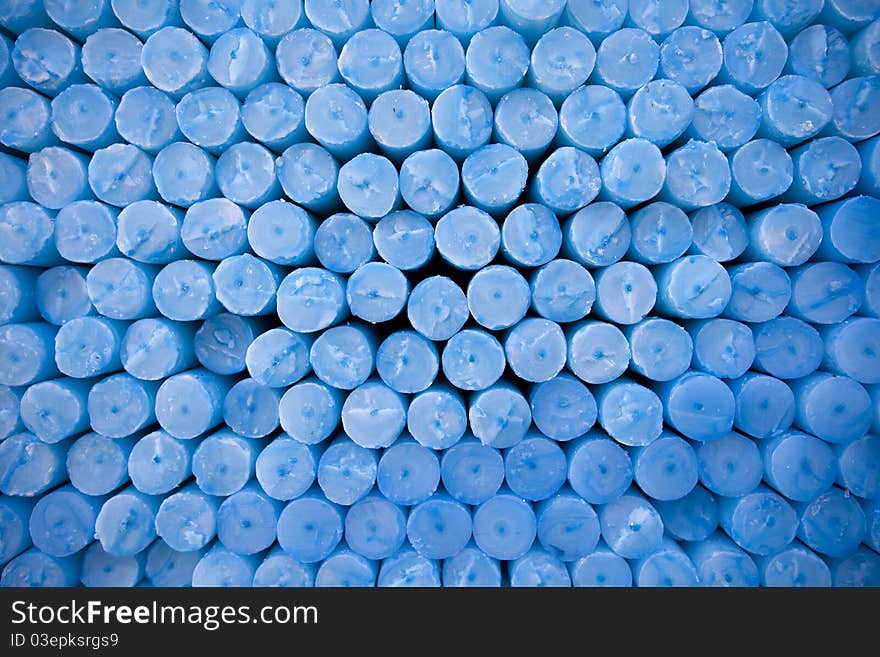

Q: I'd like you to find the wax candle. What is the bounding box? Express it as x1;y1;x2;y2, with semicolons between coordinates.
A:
719;485;798;556
565;432;632;504
254;546;317;588
626;80;694;149
337;154;401;221
787;262;863;325
526;27;594;105
0;153;29;204
851;21;880;76
178;0;241;44
599;139;666;209
81;30;146;97
822;0;880;34
836;433;880;499
181;200;250;262
154;482;219;551
442;329;506;392
314;547;377;587
633;537;699;587
745;205;821;268
155;368;234;439
760;431;835;502
145;541;204;587
378;547;442;587
503;434;566;502
430;84;493;161
50;84;119;152
755;0;825;37
276;28;340;96
862;495;880;552
372;211;434;273
309;324;376;391
631;433;699;501
240;0;304;46
114;86;181;153
304;0;372;48
304;83;372;161
625;318;693;382
398;149;460;220
278;378;344;445
174;87;244;155
12;28;87;96
95;485;161;556
783;136;862;205
246;203;314;269
442;543;502;587
151;260;219;322
464;26;529;104
277;489;344;562
857;137;880;197
723;262;791;324
654;484;718;542
530;151;599;219
245;328;312;389
752;316;824;380
337;29;403;105
726;139;794;207
213;254;281;316
344;493;407;560
797;487;866;558
192;545;259;587
85;258;156;321
830;546;880;587
110;0;181;39
435;0;498;44
685;531;759;587
827;76;880;143
141;27;209;97
658;27;722;95
556;85;626;157
655;371;735;442
54;316;126;379
316;435;377;505
529;260;594;324
241;84;306;154
277;268;348;333
125;431;192;496
66;432;135;496
688;319;755;380
89;144;157;207
793;372;872;444
406;276;469;342
0;496;34;565
256;435;319;501
116;201;186;265
88;373;158;438
407;493;473;560
84;544;141;586
368;91;432;164
595;378;664;446
592;261;657;325
27;147;92;210
194;313;265;371
492;89;558;163
461;144;528;216
821;318;880;385
215;142;280;207
593;28;659;98
216;482;282;554
54;201;119;264
28;484;105;557
43;0;120;40
757;76;834;149
410;384;468;449
654;255;732;320
152;143;217;208
562;202;630;268
208;28;275;98
223;378;281;438
508;547;570;587
192;429;262;496
728;373;795;439
341;379;407;448
1;549;82;587
568;540;633;587
599;488;664;559
376;330;439;394
535;487;599;561
718;22;787;94
687;85;761;152
0;322;60;387
467;265;529;330
472;488;536;560
627;203;692;265
662;140;732;211
565;320;629;385
34;266;92;326
859;263;880;318
816;196;880;267
0;0;52;34
784;25;850;90
441;436;504;504
0;385;24;440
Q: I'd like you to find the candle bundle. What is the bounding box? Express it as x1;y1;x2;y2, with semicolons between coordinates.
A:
1;0;879;588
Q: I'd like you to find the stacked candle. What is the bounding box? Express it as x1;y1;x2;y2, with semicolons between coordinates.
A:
1;0;879;589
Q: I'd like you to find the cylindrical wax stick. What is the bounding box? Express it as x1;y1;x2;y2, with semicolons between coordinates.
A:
94;485;160;556
525;27;594;106
686;531;759;587
724;262;791;324
658;27;722;95
626;80;694;149
830;545;880;587
633;537;699;587
309;324;376;391
128;430;194;495
303;0;372;48
718;485;797;555
223;378;281;439
787;262;862;325
26;147;91;210
314;547;377;587
407;276;468;342
277;490;344;562
506;319;568;384
246;328;312;389
566;433;633;505
368;0;433;43
758;76;833;147
346;262;409;324
35;266;92;326
254;546;317;588
240;0;304;46
67;432;135;496
434;207;499;272
155;368;234;439
154;483;219;552
242;83;306;153
625;318;692;382
0;432;69;496
653;255;732;320
441;436;504;505
193;314;262;373
783;136;861;204
178;0;242;44
827;76;880;142
115;201;184;264
340;379;407;449
141;27;209;97
430;84;493;161
687;84;760;151
174;87;244;154
0;385;24;440
816;195;880;264
0;0;53;34
11;28;86;96
751;0;822;37
86;258;157;320
0;322;59;387
216;482;282;554
785;25;849;89
593;28;659;98
256;436;319;501
761;431;835;502
279;378;344;445
410;385;468;450
859;263;880;317
0;496;34;565
54;201;119;264
655;371;735;442
0;153;29;204
472;488;536;561
565;320;629;385
316;435;378;505
110;0;181;39
378;547;441;587
530;373;598;441
208;28;275;98
862;495;880;552
337;154;400;220
407;493;472;560
442;542;501;587
372;211;434;272
153;142;217;208
441;329;506;392
631;433;699;501
530;150;599;218
276;28;339;95
836;433;880;499
851;21;880;77
337;29;402;105
509;548;570;587
598;138;666;209
562;202;630;268
402;29;464;103
114;86;181;153
277;267;347;334
568;541;632;587
822;318;880;384
303;83;371;161
182;199;247;261
535;488;599;561
627;202;692;265
192;545;259;587
88;372;157;438
466;265;529;331
192;429;260;496
689;319;755;379
599;488;664;560
81;28;147;95
433;0;498;44
152;260;219;322
19;378;91;444
376;330;439;394
556;85;625;157
654;484;718;542
398;150;459;220
28;484;104;557
276;144;340;215
464;26;529;104
43;0;120;40
54;316;126;379
492;89;557;163
726;139;793;207
718;22;787;94
145;541;204;587
661;140;731;211
88;144;157;207
744;204;822;267
461;144;528;216
729;373;795;439
368;90;431;164
820;0;880;34
344;493;407;560
2;549;83;587
752;316;824;380
797;487;866;558
50;84;119;152
503;434;566;502
215;142;280;208
592;261;657;325
248;201;315;268
213;254;281;316
793;372;872;444
530;260;594;323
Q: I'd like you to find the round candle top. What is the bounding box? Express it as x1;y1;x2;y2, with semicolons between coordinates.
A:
304;0;371;47
121;317;196;381
430;84;493;159
759;75;833;146
207;28;273;96
442;544;502;586
128;430;193;495
36;266;92;326
473;492;537;561
370;0;434;42
663;140;731;210
152;259;218;322
409;386;468;449
216;485;281;555
407;495;473;560
20;379;89;443
728;139;793;205
626;318;693;382
314;548;377;587
794;373;872;444
337;153;400;219
276;495;343;563
153;142;217;208
246;327;312;388
627;79;694;147
223;378;281;438
11;28;83;97
788;136;862;204
277;267;347;333
156;369;232;438
788;262;863;325
182;198;248;261
465;26;530;101
493;88;558;161
111;0;180;39
0;385;23;440
95;488;160;557
752;316;824;380
530;259;595;323
797;488;866;558
563;0;626;39
691;319;756;379
376;330;439;394
191;546;257;587
82;29;147;95
600;138;666;208
661;371;736;441
720;487;797;556
557;85;626;156
626;0;687;36
566;321;629;385
730;373;795;440
26;147;91;210
88;143;156;207
467;265;530;330
754;0;823;37
721;22;788;94
528;27;595;102
837;434;880;499
696;431;763;497
241;83;306;151
760;543;831;587
689;84;761;151
832;546;880;588
851;19;880;76
314;213;375;274
407;276;469;341
595;379;663;446
303;83;369;158
368;89;432;160
659;26;723;93
745;203;822;267
461;143;529;214
54;316;125;379
817;195;880;264
0;322;59;388
337;29;403;103
378;440;441;505
595;28;660;96
66;432;131;496
531;148;600;216
276;28;339;95
316;436;377;504
346;262;409;324
505;318;567;383
398;149;460;218
536;492;600;560
372;211;435;271
116;200;184;264
569;544;633;587
787;25;850;88
599;491;664;559
762;431;835;502
378;547;441;587
88;372;157;439
655;255;732;319
179;0;242;42
563;202;631;267
192;429;257;496
0;265;39;325
141;27;209;96
823;318;880;384
275;142;340;212
442;329;506;391
467;384;529;449
115;86;180;153
146;541;204;587
504;435;567;501
690;200;748;262
0;152;29;204
821;0;880;34
509;548;572;587
344;494;406;560
309;324;375;391
594;261;657;325
654;486;718;542
628;202;692;265
434;206;500;270
340;379;407;449
50;84;118;151
215;142;279;208
279;379;342;445
241;0;304;42
0;432;66;496
530;373;597;441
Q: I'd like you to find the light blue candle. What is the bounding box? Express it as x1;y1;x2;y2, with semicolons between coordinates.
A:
208;28;276;98
822;318;880;384
340;379;407;448
435;0;498;44
440;436;504;504
0;432;69;496
50;84;119;152
598;138;666;209
241;83;306;153
398;154;459;225
247;203;315;268
562;201;630;267
376;330;439;394
0;322;59;387
141;26;209;97
86;258;157;320
194;313;263;373
175;87;245;155
81;28;146;96
472;488;536;560
275;28;339;96
633;537;699;587
0;385;24;440
309;323;376;391
314;547;377;587
255;435;320;501
216;482;282;554
114;86;180;153
54;316;127;379
87;545;142;586
402;29;465;102
28;484;105;557
654;255;732;319
94;485;161;556
223;377;281;438
19;378;91;444
568;540;632;587
723;262;790;324
820;0;880;34
151;260;219;322
726;139;794;207
599;488;663;559
179;0;241;44
43;0;120;40
67;432;135;496
851;20;880;76
859;262;880;317
88;373;157;438
12;28;87;96
372;211;434;272
654;484;718;542
128;429;194;495
689;319;755;379
626;0;687;37
153;143;217;208
836;433;880;499
761;430;835;502
783;136;862;205
530;373;598;441
509;547;570;587
2;548;83;587
407;493;473;560
627;202;692;265
862;496;880;552
240;0;304;46
27;146;91;210
192;545;259;587
530;151;599;218
192;428;261;495
145;540;204;587
442;542;501;586
441;329;505;391
530;259;594;324
661;140;731;211
685;531;759;587
338;153;401;220
88;144;157;207
303;83;372;161
0;153;29;204
556;85;626;157
719;485;797;555
337;29;403;105
593;261;657;325
155;368;234;439
346;263;408;325
626;80;694;148
154;482;219;551
0;0;52;34
54;201;119;264
830;545;880;587
535;487;599;561
343;493;406;559
655;371;735;442
406;276;468;342
718;22;787;94
503;433;566;501
213;254;281;316
35;266;92;326
304;0;372;48
464;26;529;104
816;195;880;265
110;0;181;39
378;546;441;587
786;24;850;89
253;546;316;587
631;433;698;501
410;384;467;449
313;212;374;273
565;320;629;385
245;328;312;389
368;90;431;164
525;27;594;105
793;372;872;444
758;75;833;147
277;489;344;562
593;28;659;98
687;84;760;151
276;144;341;214
467;265;529;330
181;200;249;262
0;495;34;566
729;373;795;440
625;318;692;382
430;84;493;161
215;142;280;208
751;0;823;37
316;435;377;505
797;487;866;558
116;200;184;264
658;26;722;95
744;204;821;267
461;144;528;216
278;378;343;445
787;262;863;325
493;89;558;163
752;316;824;380
0;34;17;89
367;0;431;43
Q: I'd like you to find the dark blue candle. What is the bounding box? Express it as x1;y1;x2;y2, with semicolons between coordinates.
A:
654;484;718;543
719;485;797;555
277;490;344;563
568;540;632;587
535;487;599;561
504;433;566;501
632;537;699;587
796;487;866;558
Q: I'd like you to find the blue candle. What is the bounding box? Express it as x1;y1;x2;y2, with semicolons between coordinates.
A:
783;136;862;205
658;26;722;94
54;316;127;379
435;0;498;44
94;485;161;556
530;150;599;218
247;202;315;268
565;320;629;385
192;428;261;495
346;263;409;324
304;83;372;161
595;379;664;446
376;330;439;394
655;371;735;442
461;144;528;215
88;144;157;207
241;0;305;46
309;324;376;391
836;433;880;499
797;487;866;558
633;537;699;587
192;545;259;587
279;378;344;445
153;143;217;208
435;209;499;275
88;373;158;438
493;89;558;163
276;145;340;215
223;378;281;438
155;368;234;439
2;549;83;587
441;436;504;504
111;0;181;39
215;142;280;208
0;0;52;34
625;318;693;382
729;373;795;439
35;266;92;326
626;0;688;36
862;497;880;553
626;80;694;148
314;213;374;274
464;26;529;104
245;328;312;389
241;83;306;153
195;314;264;372
526;27;594;105
181;199;250;261
430;84;493;161
631;433;699;501
19;378;91;444
689;319;755;379
0;496;34;566
338;153;401;220
81;28;146;96
314;547;377;587
378;547;441;587
662;140;731;211
724;262;791;324
442;543;502;587
829;546;880;587
155;482;219;551
568;540;632;587
593;27;659;99
758;76;833;148
216;482;282;555
627;202;693;265
535;487;599;561
141;27;209;97
116;200;185;264
175;87;245;154
254;546;316;587
786;24;850;88
255;435;319;502
276;28;340;96
752;316;824;380
0;432;69;496
556;85;626;157
718;22;787;94
654;255;732;319
509;547;570;587
0;385;24;440
372;211;435;272
114;86;181;153
820;0;880;34
341;379;407;449
726;139;793;207
316;435;377;505
822;318;880;384
277;490;344;562
145;541;204;587
593;261;657;325
761;430;835;502
410;384;468;449
654;484;718;542
827;75;880;142
466;265;529;330
277;267;349;334
408;493;473;560
503;434;566;501
530;259;594;323
472;488;536;560
67;432;135;496
28;484;104;557
744;204;821;267
859;262;880;317
787;262;863;325
562;201;630;268
213;254;281;316
43;0;120;40
599;488;663;559
441;329;506;392
407;276;469;342
54;201;119;264
27;147;92;210
530;373;598;441
793;372;872;444
368;90;432;164
50;84;119;152
598;138;666;209
816;195;880;265
0;323;59;387
398;151;460;222
128;429;195;495
851;20;880;76
687;84;761;151
401;29;465;103
719;485;797;555
304;0;372;48
81;543;144;586
86;258;157;320
151;260;219;322
179;0;241;44
208;28;276;98
0;153;29;204
343;493;406;559
685;531;759;587
338;29;403;105
11;28;87;96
